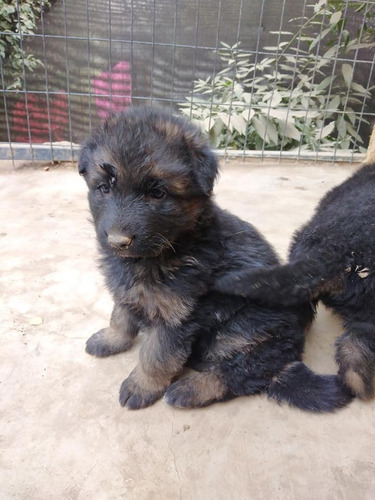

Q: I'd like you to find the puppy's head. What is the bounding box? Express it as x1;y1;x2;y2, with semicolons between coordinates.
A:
78;107;219;258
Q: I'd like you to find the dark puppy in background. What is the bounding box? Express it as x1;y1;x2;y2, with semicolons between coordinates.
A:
79;107;352;411
215;160;375;401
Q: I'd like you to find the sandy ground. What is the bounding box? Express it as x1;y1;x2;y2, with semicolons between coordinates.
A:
1;159;375;500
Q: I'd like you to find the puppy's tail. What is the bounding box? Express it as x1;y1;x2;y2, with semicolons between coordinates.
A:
267;362;353;412
214;257;349;306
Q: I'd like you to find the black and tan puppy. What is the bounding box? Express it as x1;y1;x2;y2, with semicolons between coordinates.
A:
78;107;352;411
215;162;375;401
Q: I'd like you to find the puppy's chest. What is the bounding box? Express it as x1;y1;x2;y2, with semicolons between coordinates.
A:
122;280;194;326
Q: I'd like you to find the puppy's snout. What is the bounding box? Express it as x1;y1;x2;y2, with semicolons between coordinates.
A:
107;231;133;249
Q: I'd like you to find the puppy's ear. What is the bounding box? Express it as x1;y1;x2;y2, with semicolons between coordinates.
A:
183;128;219;196
192;144;219;195
78;138;97;177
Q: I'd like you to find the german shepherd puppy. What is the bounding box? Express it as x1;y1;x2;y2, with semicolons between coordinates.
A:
215;162;375;401
78;107;352;411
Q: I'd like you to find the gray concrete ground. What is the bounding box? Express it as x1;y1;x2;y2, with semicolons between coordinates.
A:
1;159;375;500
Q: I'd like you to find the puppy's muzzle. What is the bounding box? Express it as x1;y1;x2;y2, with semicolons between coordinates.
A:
107;231;133;250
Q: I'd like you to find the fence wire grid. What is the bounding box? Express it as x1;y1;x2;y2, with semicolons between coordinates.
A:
0;0;374;165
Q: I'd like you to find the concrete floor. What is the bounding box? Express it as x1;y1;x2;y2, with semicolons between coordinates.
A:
1;159;375;500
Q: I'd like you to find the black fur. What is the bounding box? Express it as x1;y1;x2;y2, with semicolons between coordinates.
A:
79;106;352;411
215;163;375;400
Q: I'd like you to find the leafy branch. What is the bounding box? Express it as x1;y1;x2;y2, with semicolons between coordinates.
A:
180;0;374;152
0;0;51;90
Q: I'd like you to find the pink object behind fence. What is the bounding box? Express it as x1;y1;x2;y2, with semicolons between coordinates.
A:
13;92;68;143
92;61;132;119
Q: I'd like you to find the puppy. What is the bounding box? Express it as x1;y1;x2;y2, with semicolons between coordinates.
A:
78;107;352;411
215;161;375;400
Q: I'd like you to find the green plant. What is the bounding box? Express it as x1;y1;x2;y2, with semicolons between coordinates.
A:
0;0;51;90
180;0;375;152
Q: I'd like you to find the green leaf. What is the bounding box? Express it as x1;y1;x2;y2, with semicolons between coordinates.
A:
317;76;334;91
281;121;301;141
318;121;335;139
336;119;347;139
253;115;279;145
230;113;247;135
330;11;342;26
268;91;282;107
241;108;255;121
346;122;363;143
265;119;279;145
252;115;267;141
269;31;294;35
329;94;341;110
345;108;356;125
351;82;368;95
309;28;331;51
341;63;353;87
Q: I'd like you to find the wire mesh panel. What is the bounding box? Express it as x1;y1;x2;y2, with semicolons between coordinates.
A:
0;0;374;164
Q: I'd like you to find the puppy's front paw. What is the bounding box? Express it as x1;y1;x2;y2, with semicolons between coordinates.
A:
86;329;133;357
119;375;164;409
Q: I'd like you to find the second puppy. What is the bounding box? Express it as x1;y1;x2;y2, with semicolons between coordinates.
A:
215;162;375;400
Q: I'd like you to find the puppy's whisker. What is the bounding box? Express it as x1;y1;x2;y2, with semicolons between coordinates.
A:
156;233;176;253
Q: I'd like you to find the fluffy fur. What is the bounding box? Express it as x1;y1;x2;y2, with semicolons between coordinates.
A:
215;162;375;400
79;107;352;411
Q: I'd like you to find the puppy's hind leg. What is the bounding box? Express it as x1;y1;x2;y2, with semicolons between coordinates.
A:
164;371;231;408
86;302;140;357
336;321;375;400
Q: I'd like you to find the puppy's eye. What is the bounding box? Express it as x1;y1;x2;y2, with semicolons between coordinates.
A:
150;187;166;199
98;184;110;194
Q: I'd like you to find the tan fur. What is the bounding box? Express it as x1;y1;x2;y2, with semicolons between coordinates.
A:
110;303;139;341
170;372;228;407
338;336;375;398
271;361;300;384
189;372;227;404
166;177;190;195
155;118;205;148
155;119;182;141
95;327;132;350
136;328;187;387
150;168;191;195
339;337;367;366
121;282;194;327
345;369;366;398
208;331;271;361
129;364;169;393
121;366;167;406
124;330;185;401
86;303;139;353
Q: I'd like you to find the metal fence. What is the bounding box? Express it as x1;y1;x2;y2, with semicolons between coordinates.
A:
0;0;374;165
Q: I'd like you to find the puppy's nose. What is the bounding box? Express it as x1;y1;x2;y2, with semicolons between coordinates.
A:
107;231;133;249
